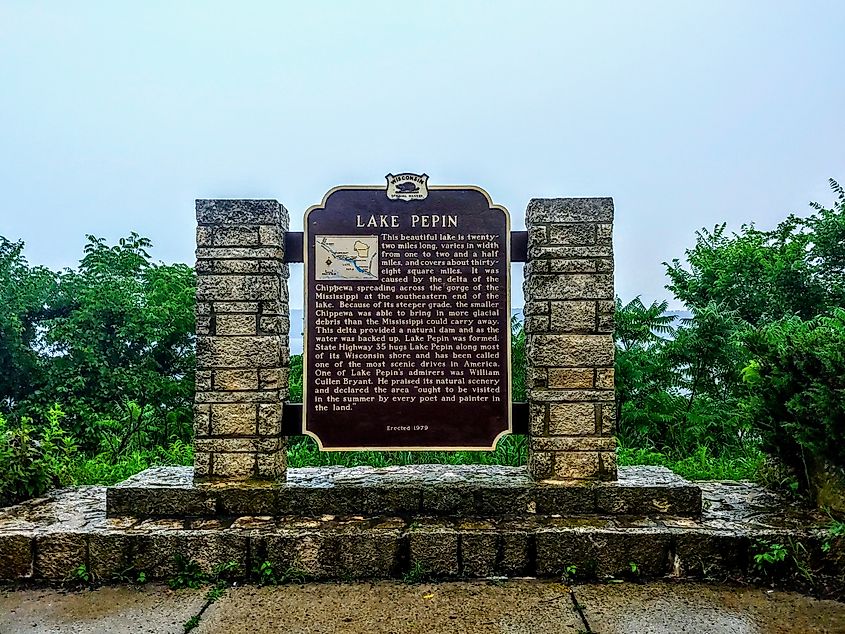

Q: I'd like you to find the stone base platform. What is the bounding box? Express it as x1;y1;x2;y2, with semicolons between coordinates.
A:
106;465;702;519
2;473;841;588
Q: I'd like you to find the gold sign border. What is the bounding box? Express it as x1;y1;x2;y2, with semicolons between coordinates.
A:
302;183;512;452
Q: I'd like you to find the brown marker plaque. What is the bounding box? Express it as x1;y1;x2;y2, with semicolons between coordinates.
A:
303;175;511;450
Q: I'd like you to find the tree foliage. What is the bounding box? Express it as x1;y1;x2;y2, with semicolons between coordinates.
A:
0;238;56;410
0;234;195;456
618;179;845;492
615;299;752;457
665;179;845;324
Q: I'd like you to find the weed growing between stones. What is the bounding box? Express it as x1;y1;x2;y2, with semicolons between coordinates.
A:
402;561;430;584
561;564;578;583
110;565;148;585
566;586;592;633
169;556;240;590
176;558;241;633
254;560;277;586
750;538;815;587
205;585;226;602
169;555;207;590
752;541;788;575
212;560;240;582
64;563;93;588
252;559;308;585
823;517;845;554
182;615;200;633
277;564;307;584
787;539;815;586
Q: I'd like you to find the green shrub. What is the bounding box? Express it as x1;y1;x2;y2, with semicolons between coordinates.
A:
615;298;753;458
743;309;845;490
13;234;195;454
0;405;77;506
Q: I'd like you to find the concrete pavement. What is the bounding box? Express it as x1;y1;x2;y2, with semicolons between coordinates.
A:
1;580;844;633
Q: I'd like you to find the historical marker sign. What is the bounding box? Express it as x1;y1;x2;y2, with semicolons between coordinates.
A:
304;174;511;450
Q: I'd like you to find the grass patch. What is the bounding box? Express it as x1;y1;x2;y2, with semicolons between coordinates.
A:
286;434;527;468
617;444;764;480
65;440;193;486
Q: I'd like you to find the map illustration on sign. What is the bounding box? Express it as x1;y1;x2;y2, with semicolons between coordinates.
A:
315;235;379;280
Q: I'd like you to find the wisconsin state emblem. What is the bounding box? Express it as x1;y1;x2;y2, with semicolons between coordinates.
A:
385;173;429;201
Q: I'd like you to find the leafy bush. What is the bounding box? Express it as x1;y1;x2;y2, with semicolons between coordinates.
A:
38;233;195;452
615;298;752;458
664;181;845;325
0;405;77;506
614;297;679;449
0;234;195;504
617;179;844;493
743;309;845;488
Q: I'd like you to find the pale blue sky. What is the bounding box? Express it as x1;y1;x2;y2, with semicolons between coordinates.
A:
1;1;843;309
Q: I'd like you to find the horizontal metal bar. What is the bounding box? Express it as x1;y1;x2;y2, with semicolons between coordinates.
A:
283;231;528;263
511;401;528;434
284;232;304;263
510;231;528;262
282;402;529;437
282;403;303;435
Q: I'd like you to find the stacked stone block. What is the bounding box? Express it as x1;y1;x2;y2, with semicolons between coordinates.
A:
523;198;617;481
194;199;290;482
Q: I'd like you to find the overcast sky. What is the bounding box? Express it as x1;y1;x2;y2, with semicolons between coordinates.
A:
1;1;843;309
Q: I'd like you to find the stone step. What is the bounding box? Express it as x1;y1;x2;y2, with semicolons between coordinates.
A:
106;465;702;519
1;480;839;586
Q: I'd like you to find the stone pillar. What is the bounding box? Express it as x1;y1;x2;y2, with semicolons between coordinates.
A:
193;200;290;482
523;198;617;481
